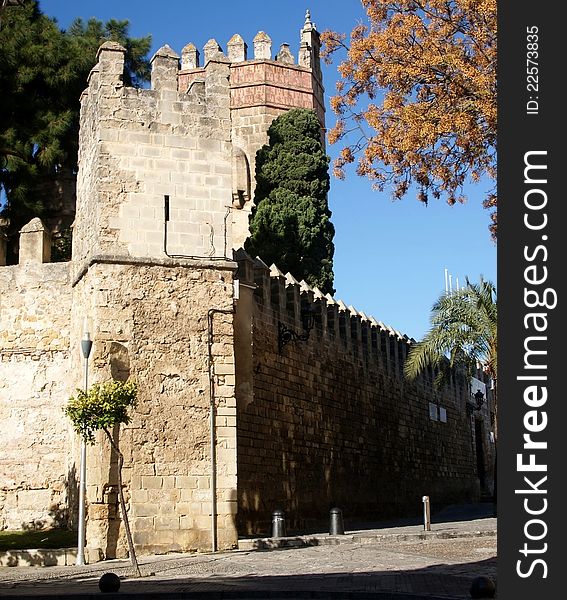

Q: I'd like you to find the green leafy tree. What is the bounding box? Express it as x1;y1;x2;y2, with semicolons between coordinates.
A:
64;17;151;88
0;0;151;259
245;108;336;294
65;380;141;575
1;0;72;219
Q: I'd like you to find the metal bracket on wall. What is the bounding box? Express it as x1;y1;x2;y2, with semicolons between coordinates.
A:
277;305;316;353
278;321;310;354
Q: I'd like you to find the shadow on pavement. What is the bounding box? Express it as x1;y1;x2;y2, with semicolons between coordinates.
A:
0;555;497;599
274;503;497;537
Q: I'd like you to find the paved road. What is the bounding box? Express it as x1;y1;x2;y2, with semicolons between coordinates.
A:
0;504;497;599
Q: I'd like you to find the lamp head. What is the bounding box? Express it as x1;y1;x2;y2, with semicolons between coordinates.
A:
473;389;485;410
300;304;315;333
81;331;93;359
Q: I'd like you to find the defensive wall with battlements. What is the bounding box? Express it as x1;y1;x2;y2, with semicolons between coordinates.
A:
233;250;495;534
0;12;494;560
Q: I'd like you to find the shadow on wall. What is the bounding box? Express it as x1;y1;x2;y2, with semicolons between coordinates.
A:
238;359;482;533
65;463;78;531
227;487;239;548
20;504;69;532
19;464;78;532
21;504;69;531
102;342;130;559
1;550;59;567
110;342;131;382
103;423;122;560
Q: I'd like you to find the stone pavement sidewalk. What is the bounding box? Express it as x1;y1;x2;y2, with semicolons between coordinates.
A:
0;504;497;599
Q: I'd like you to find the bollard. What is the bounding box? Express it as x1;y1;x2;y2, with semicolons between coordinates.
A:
329;507;345;535
99;572;121;593
422;495;431;531
271;509;286;538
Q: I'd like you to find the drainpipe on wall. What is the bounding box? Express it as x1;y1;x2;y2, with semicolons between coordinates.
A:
207;307;235;553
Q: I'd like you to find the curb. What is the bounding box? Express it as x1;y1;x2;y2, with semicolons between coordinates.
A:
0;526;497;566
238;527;497;551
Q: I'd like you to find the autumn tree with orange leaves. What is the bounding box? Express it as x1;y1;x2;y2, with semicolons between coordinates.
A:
321;0;497;239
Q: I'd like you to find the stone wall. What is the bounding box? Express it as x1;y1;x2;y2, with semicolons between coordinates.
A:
234;252;495;535
72;258;238;558
0;240;74;530
0;235;239;556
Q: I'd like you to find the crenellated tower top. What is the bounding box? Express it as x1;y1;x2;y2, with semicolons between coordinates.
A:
70;12;326;266
177;12;325;131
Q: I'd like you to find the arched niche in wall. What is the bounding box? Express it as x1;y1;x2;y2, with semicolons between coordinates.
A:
232;146;251;209
109;342;131;382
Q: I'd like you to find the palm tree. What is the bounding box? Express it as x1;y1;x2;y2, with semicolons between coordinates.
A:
404;277;497;402
404;276;497;511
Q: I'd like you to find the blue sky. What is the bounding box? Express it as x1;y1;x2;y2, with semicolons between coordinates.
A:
39;0;497;341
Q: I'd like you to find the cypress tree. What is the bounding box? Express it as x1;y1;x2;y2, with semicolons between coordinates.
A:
245;108;335;294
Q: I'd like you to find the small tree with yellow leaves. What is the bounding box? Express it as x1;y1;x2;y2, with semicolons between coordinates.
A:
321;0;497;239
65;380;140;575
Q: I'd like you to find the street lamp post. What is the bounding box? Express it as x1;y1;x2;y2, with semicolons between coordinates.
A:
76;328;93;566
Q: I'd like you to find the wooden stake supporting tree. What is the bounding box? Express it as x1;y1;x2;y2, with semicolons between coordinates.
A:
64;380;141;576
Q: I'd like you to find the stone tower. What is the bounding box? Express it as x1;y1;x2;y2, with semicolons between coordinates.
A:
68;15;324;557
178;9;325;247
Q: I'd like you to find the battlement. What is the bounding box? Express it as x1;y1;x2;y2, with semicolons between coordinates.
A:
177;11;325;125
234;247;492;403
81;11;324;119
234;248;419;380
177;10;321;82
0;217;54;266
69;12;325;274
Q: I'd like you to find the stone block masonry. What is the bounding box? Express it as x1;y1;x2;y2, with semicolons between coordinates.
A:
0;243;73;530
0;11;494;560
234;252;495;535
72;259;238;558
73;42;233;270
68;34;246;555
0;222;239;555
